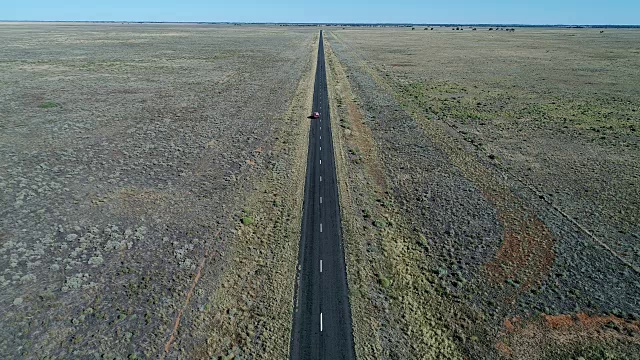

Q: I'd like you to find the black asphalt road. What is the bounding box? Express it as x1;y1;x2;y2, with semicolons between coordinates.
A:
290;31;355;360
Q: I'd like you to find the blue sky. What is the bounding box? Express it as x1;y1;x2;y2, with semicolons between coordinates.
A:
2;0;639;24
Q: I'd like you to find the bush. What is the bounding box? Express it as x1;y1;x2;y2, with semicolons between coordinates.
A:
378;273;391;288
373;219;387;228
241;216;254;225
39;101;59;109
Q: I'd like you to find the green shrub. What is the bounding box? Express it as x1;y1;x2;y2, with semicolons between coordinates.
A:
39;101;59;109
378;273;392;288
373;219;387;228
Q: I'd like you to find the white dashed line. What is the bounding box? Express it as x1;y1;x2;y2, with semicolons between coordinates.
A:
320;196;323;204
320;146;322;151
320;313;323;332
320;159;322;165
320;223;323;233
320;176;322;182
320;260;323;273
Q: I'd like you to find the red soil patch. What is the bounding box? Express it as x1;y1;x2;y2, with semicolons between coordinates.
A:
501;312;640;336
504;317;519;332
496;313;640;359
495;340;513;357
545;313;640;332
483;196;556;294
543;314;574;329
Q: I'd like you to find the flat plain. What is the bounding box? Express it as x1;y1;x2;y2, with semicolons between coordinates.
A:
3;23;639;360
325;27;640;359
0;23;316;359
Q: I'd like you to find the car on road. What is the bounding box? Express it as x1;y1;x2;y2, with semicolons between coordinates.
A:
312;111;320;119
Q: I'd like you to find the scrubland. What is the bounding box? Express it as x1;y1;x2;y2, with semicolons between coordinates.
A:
326;27;640;359
3;22;639;360
0;23;316;359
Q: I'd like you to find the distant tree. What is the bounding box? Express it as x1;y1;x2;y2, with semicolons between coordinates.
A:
412;27;415;30
489;28;493;31
430;27;434;30
600;30;605;33
472;28;477;31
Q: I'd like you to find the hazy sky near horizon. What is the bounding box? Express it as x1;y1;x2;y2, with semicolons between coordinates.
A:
2;0;639;24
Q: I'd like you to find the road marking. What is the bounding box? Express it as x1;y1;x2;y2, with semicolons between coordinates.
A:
320;146;322;151
320;223;323;233
320;135;322;140
320;260;323;273
320;159;322;165
320;313;323;332
320;196;322;204
320;176;322;182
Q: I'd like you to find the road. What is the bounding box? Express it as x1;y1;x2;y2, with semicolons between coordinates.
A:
290;31;355;360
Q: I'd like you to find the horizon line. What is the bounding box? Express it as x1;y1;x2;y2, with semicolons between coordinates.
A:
1;20;639;27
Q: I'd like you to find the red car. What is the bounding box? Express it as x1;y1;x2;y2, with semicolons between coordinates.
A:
312;112;320;119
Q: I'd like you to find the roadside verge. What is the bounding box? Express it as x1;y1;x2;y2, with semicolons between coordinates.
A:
324;33;463;359
186;32;319;359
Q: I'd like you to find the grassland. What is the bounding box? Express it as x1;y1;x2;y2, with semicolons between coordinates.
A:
326;27;640;359
0;23;316;359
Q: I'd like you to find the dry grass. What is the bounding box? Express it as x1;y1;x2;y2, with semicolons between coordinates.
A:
330;27;640;265
326;34;463;359
0;23;317;358
189;32;318;359
326;27;640;358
